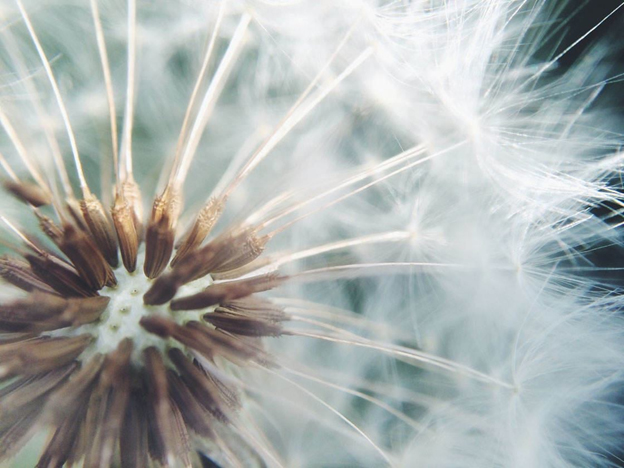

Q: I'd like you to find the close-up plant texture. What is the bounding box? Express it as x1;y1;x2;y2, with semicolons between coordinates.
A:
0;0;623;467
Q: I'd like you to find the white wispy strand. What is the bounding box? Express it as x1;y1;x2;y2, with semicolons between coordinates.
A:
0;0;622;467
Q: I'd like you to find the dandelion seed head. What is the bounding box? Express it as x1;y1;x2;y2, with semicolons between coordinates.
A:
0;0;623;466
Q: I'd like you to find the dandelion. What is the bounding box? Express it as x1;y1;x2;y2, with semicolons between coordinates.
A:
0;0;623;467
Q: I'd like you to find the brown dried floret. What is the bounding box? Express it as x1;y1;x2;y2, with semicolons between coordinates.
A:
170;273;284;311
80;193;119;268
0;334;93;379
112;192;139;273
37;215;117;290
57;223;117;289
144;347;192;467
0;293;108;332
3;180;51;207
26;251;97;298
0;256;57;295
144;189;181;279
172;196;226;267
0;363;77;416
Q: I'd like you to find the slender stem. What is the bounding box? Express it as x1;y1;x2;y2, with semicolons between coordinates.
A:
167;0;225;188
17;0;89;194
265;143;464;237
0;152;18;181
261;365;394;466
289;330;515;389
119;0;137;182
173;13;251;187
255;145;426;231
90;0;119;183
280;364;424;431
1;30;73;198
0;107;48;190
223;47;375;199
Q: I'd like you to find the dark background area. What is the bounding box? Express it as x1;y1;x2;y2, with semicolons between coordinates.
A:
557;2;624;466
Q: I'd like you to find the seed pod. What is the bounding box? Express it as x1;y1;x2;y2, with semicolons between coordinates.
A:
81;193;119;267
0;256;57;294
112;193;139;273
57;223;117;290
3;180;51;207
170;273;284;311
144;189;181;279
172;197;225;267
144;347;192;467
26;252;97;298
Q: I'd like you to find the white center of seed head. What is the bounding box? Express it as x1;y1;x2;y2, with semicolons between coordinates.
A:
68;251;208;364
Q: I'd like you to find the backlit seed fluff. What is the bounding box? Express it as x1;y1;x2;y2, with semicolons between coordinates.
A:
0;1;623;467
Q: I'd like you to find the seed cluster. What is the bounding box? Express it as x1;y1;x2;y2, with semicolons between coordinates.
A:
0;176;291;466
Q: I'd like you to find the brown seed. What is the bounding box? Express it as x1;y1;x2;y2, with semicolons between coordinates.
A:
168;348;230;422
3;180;51;207
210;256;272;281
81;193;119;267
140;316;265;365
0;256;57;295
142;271;181;306
0;334;93;379
143;203;175;279
66;197;90;232
0;293;108;333
26;251;97;298
120;179;144;238
45;354;104;424
0;363;77;416
112;193;139;273
170;273;284;311
203;312;284;337
37;213;64;244
57;222;117;290
84;340;133;468
172;196;226;267
120;387;149;468
175;228;269;284
0;403;42;462
37;396;89;468
218;296;289;322
186;321;271;365
144;189;182;279
167;370;217;439
144;347;192;467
